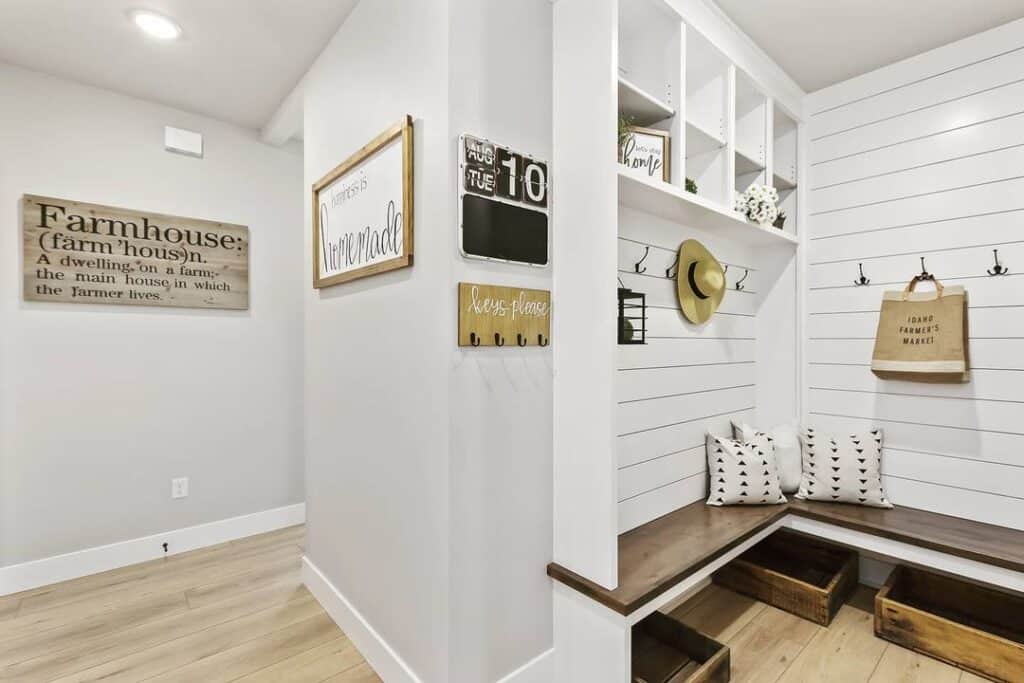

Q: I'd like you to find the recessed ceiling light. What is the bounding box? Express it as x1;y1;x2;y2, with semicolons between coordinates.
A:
129;10;182;40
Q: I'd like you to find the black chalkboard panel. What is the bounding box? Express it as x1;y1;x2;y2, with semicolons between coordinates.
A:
461;194;548;266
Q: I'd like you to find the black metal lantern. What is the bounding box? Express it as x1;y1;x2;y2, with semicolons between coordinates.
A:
618;287;647;344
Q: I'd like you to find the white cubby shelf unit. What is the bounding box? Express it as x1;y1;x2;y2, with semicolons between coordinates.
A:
553;0;805;602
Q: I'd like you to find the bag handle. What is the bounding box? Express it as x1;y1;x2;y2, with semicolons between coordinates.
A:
903;274;944;300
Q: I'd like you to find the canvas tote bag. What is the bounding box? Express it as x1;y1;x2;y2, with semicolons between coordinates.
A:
870;277;969;383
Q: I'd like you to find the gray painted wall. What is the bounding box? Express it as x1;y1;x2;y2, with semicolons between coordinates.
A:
303;1;554;681
0;63;306;566
447;1;554;680
302;1;453;681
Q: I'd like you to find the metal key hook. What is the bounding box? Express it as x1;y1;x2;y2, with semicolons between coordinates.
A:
917;256;934;281
634;246;649;274
854;263;870;286
735;268;749;291
988;249;1009;276
665;253;679;279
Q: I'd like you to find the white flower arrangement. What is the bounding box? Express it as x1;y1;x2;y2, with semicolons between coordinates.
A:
734;184;780;226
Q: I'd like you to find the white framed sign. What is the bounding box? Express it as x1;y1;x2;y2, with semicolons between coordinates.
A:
313;115;414;288
458;133;549;267
620;126;670;182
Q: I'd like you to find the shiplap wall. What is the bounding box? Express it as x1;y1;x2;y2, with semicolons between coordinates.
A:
616;207;759;532
805;19;1024;530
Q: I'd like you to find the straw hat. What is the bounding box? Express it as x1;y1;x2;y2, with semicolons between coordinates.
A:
676;239;726;324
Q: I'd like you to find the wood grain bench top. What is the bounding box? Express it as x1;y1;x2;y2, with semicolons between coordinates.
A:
785;499;1024;574
547;500;1024;615
547;503;788;615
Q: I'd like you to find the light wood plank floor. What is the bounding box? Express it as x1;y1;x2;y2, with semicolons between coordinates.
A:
0;525;381;682
668;583;986;683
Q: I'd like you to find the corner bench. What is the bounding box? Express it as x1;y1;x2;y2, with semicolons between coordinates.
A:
548;499;1024;618
548;500;1024;681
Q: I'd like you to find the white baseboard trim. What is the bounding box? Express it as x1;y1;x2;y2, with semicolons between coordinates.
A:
1;503;305;596
496;648;554;683
302;556;423;683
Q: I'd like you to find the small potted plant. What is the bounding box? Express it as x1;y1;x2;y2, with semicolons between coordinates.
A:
685;178;698;194
773;210;787;230
617;114;635;162
734;184;780;227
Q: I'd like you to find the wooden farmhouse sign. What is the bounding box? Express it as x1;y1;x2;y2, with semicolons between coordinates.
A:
458;282;551;347
313;115;414;288
22;194;249;310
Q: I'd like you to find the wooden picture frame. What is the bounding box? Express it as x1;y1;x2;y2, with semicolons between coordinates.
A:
620;126;671;183
312;115;414;288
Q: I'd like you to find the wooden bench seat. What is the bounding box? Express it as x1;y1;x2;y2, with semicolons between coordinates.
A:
547;499;1024;615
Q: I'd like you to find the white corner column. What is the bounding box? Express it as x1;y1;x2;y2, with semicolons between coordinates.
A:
552;0;620;589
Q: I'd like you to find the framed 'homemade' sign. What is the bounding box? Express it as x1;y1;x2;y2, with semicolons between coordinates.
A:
313;115;414;288
459;134;549;267
458;282;551;347
22;194;248;310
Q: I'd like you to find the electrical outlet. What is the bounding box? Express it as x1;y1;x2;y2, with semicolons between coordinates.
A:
171;477;189;499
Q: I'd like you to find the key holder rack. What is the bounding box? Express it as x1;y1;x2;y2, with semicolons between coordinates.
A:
458;282;551;348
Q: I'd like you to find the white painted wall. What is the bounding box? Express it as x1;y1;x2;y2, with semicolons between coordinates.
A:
0;63;305;567
805;18;1024;529
447;2;553;680
304;1;555;680
616;211;760;532
302;1;452;681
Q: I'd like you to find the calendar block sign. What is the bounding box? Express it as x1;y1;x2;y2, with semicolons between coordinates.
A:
459;134;549;267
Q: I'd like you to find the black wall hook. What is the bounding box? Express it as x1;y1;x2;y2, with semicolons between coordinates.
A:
734;268;749;291
634;246;650;274
988;249;1009;276
516;333;527;347
854;263;870;286
665;253;679;278
469;332;481;347
494;333;505;347
537;334;549;347
917;256;934;281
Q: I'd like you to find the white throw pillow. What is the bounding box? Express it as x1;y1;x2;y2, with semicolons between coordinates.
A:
795;427;893;508
732;421;801;493
705;433;787;507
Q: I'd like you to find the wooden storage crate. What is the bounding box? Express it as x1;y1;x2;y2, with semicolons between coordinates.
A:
632;611;730;683
712;529;858;625
875;565;1024;682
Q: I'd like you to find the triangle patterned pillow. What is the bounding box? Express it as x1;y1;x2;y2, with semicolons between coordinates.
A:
705;433;787;506
795;427;893;508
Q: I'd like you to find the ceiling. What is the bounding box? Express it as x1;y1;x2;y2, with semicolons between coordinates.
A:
715;0;1024;92
0;0;359;131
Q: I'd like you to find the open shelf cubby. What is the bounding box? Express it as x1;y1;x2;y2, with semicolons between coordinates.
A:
773;103;799;235
618;0;680;125
684;28;731;207
618;76;675;127
735;71;768;194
